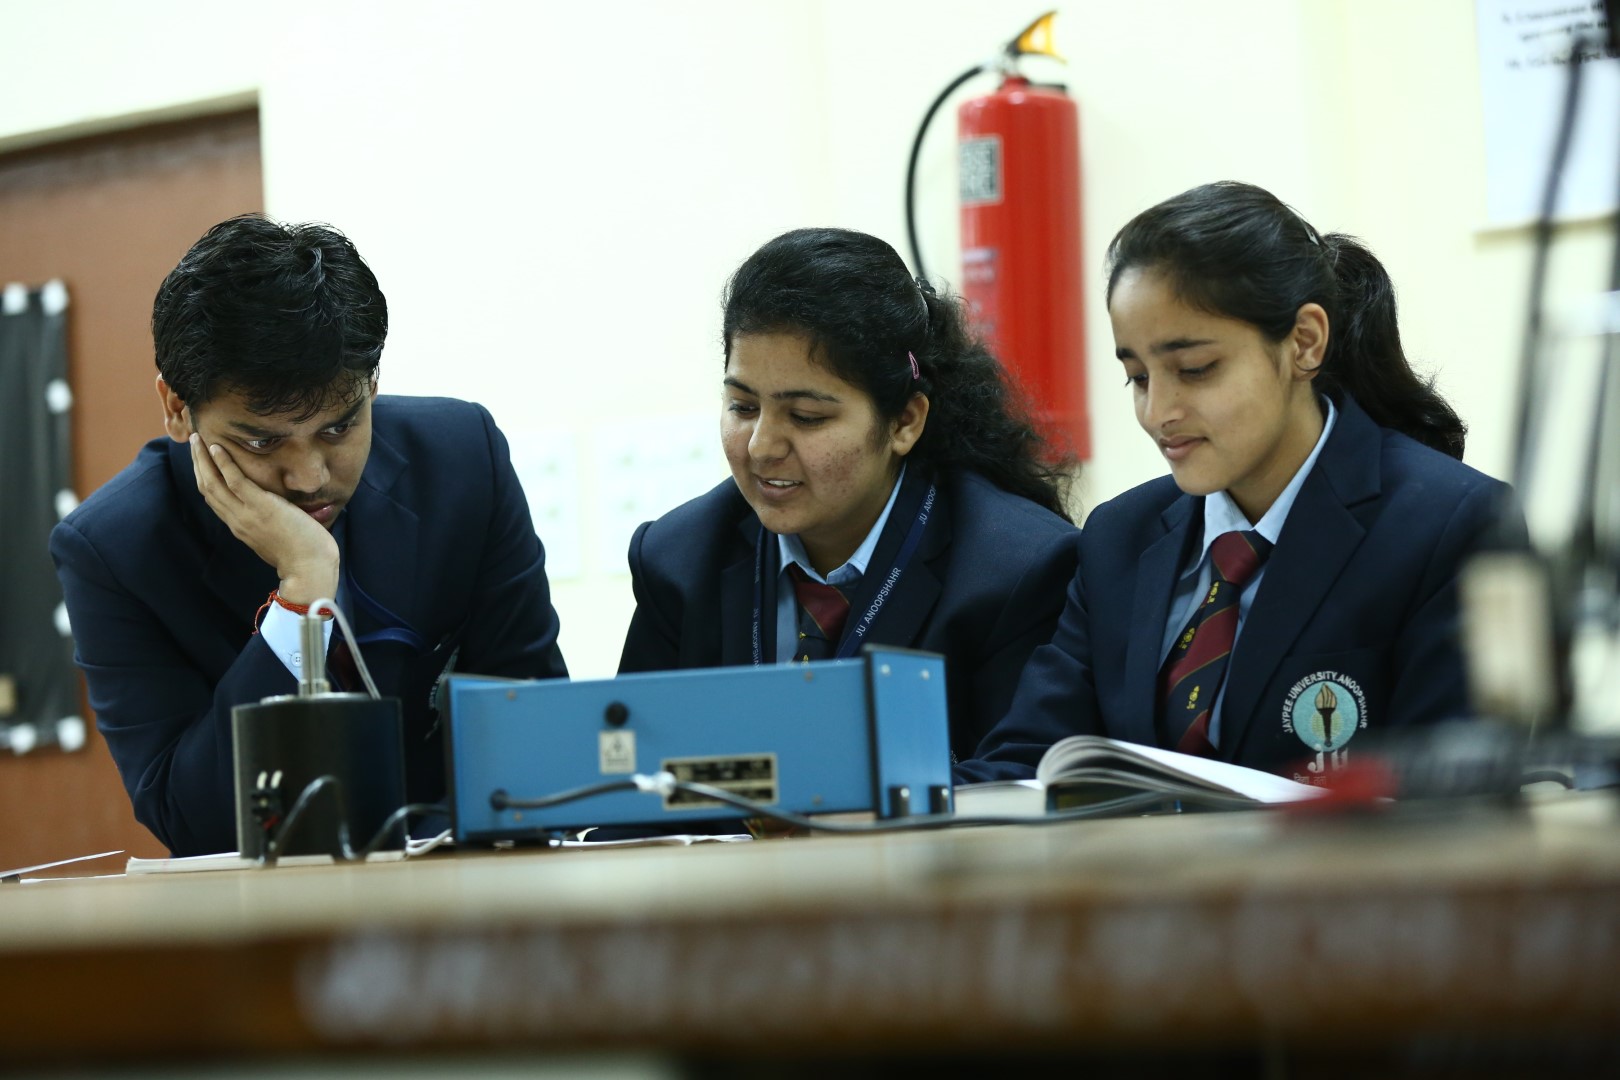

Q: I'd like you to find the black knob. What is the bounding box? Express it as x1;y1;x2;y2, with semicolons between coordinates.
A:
604;701;630;727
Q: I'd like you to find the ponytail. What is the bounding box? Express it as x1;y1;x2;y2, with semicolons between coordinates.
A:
909;285;1074;519
1105;181;1467;460
1318;235;1466;459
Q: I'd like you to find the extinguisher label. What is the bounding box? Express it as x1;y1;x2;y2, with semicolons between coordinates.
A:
959;135;1003;205
962;248;999;342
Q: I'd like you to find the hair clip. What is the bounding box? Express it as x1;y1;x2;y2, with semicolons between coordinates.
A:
907;351;920;380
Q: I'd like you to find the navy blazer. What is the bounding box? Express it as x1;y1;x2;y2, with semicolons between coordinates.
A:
51;396;567;855
992;394;1522;782
618;467;1081;781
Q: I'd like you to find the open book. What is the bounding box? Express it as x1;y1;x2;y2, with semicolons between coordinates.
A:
955;735;1324;818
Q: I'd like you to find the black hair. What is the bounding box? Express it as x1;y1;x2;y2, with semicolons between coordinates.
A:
722;227;1073;520
152;214;387;422
1104;181;1466;459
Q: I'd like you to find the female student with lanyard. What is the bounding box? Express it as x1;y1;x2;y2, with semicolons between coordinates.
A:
997;181;1523;784
619;227;1081;781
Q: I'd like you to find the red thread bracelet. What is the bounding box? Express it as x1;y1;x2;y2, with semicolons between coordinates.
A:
253;590;327;634
271;591;314;615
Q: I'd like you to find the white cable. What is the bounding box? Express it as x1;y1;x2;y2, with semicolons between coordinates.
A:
308;597;381;700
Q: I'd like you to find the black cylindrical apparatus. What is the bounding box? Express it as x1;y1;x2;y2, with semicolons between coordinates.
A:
232;694;405;859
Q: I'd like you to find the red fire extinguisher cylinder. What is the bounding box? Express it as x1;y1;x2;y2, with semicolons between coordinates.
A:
958;76;1089;460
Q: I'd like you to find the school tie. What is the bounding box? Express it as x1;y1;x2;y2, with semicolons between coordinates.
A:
787;564;854;663
327;636;361;693
1157;529;1274;757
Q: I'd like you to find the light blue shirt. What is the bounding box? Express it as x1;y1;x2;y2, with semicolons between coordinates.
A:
775;465;907;663
1158;397;1337;744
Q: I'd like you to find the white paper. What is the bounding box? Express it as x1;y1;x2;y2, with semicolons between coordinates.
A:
1477;0;1620;226
1;850;123;881
124;830;449;874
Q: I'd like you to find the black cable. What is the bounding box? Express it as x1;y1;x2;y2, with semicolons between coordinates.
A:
491;775;1264;834
1514;32;1594;495
355;802;445;859
1577;321;1614;573
665;779;1256;832
490;778;647;812
905;64;985;280
264;774;349;863
1565;28;1620;582
260;773;443;865
1591;74;1620;577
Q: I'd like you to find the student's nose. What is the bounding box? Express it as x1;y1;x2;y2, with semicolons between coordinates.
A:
748;412;789;463
282;445;330;497
1141;377;1185;430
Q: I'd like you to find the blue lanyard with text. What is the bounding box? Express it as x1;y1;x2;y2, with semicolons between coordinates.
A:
749;483;936;665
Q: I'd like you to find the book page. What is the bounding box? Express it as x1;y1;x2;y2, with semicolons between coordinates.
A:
952;779;1045;818
1038;735;1324;803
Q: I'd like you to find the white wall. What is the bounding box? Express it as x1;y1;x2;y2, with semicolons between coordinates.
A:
1;0;1609;676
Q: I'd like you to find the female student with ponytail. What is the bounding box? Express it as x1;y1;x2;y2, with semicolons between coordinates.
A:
619;227;1080;780
996;181;1522;784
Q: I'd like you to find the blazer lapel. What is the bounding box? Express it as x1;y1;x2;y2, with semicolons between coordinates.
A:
720;515;763;665
1219;395;1381;760
1119;495;1199;748
843;468;945;652
860;498;946;653
340;428;421;639
867;555;943;652
203;535;277;632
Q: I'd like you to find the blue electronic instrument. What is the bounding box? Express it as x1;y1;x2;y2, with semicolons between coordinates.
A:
443;647;952;842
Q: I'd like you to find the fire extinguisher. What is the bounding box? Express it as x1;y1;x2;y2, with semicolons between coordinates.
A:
905;11;1089;460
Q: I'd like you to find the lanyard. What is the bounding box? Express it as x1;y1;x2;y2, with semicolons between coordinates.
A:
750;482;936;665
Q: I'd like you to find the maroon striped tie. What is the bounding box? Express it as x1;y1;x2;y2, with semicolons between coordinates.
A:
787;564;853;663
327;637;361;693
1157;530;1273;756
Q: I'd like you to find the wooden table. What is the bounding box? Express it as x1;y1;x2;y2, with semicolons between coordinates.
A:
4;795;1619;1073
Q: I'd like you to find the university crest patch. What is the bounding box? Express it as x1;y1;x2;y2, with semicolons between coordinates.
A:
1282;670;1367;784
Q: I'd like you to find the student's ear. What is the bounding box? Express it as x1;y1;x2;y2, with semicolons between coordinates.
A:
156;375;193;442
1291;303;1330;382
890;392;931;457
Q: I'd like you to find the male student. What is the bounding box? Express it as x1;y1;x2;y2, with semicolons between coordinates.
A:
51;215;567;856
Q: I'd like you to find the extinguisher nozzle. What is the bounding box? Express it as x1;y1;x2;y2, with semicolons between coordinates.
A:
1008;11;1064;64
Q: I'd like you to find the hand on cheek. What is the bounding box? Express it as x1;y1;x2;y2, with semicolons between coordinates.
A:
189;434;339;605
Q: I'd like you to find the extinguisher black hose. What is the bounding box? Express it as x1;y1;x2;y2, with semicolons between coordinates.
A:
905;64;986;281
